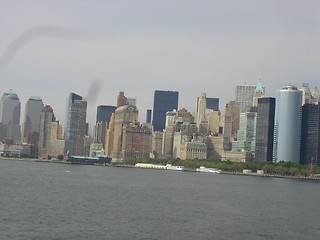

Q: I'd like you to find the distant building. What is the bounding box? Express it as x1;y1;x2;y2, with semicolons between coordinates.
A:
22;96;44;145
117;91;127;108
146;109;152;124
274;85;302;163
197;97;219;111
197;93;208;133
180;142;207;160
252;79;265;107
96;105;116;123
121;123;152;158
300;104;320;166
152;90;179;131
255;97;276;162
64;92;87;156
0;89;21;143
38;105;55;155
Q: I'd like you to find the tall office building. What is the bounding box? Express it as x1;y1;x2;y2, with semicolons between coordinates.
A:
197;97;219;111
255;97;276;162
64;92;87;156
146;109;152;124
117;92;127;108
235;80;265;113
22;96;44;144
0;89;21;143
96;105;116;123
152;90;179;131
38;105;55;155
300;104;320;166
197;93;208;133
274;86;302;163
252;79;265;107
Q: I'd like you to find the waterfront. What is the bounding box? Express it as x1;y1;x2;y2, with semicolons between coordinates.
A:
1;159;320;240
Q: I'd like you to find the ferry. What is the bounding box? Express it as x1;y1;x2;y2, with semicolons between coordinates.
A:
196;166;221;174
165;164;184;171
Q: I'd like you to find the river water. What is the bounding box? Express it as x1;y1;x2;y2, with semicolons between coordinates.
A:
0;159;319;240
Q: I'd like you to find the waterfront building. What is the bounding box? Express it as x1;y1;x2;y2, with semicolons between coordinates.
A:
274;85;302;163
38;105;55;155
111;104;139;160
180;141;207;160
121;123;152;158
227;101;240;137
64;92;87;156
300;104;320;166
117;91;127;108
152;90;179;131
50;121;63;140
146;109;152;124
0;89;21;143
94;121;107;145
151;131;163;158
255;97;276;162
22;96;44;145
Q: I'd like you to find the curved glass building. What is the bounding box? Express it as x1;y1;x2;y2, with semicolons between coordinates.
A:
274;86;302;163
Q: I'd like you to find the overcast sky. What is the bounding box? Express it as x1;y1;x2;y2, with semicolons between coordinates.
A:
1;0;320;128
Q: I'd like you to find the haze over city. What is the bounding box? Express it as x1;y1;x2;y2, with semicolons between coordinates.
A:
1;0;320;126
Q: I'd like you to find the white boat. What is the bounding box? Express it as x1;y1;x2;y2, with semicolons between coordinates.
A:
196;166;221;174
165;164;184;171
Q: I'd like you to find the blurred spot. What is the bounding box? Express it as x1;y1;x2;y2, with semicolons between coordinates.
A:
86;78;103;106
0;25;105;72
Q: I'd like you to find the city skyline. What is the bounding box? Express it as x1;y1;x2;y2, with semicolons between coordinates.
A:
1;1;320;126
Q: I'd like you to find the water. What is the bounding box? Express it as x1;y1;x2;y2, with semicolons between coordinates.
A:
0;159;319;240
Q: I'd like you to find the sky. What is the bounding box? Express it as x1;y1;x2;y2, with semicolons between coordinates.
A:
1;0;320;129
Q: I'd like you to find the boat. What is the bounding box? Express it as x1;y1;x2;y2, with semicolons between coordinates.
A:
67;155;112;165
196;166;221;173
165;164;184;171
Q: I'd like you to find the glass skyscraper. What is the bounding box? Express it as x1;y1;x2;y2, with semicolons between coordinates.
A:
274;86;302;163
152;90;179;131
64;92;87;156
255;97;276;162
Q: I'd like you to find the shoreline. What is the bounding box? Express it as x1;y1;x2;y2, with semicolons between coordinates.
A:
1;157;320;181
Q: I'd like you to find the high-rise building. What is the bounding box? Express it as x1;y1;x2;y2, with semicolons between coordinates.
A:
197;97;219;111
300;104;320;166
64;92;87;156
235;84;256;113
197;93;208;133
300;83;313;105
255;97;276;162
96;105;116;123
117;91;127;108
38;105;55;155
236;80;265;113
146;109;152;124
111;105;139;160
22;96;44;145
274;86;302;163
0;89;21;143
252;79;265;107
152;90;179;131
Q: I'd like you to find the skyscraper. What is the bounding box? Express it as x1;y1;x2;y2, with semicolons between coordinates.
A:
255;97;276;162
22;96;44;144
0;89;21;143
274;86;302;163
197;97;219;111
64;92;87;156
146;109;152;124
300;104;320;166
152;90;179;131
96;105;117;123
235;84;256;113
197;93;208;133
38;105;55;155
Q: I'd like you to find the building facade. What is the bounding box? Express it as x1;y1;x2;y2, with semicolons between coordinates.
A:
64;92;87;156
152;90;179;131
255;97;276;162
274;86;302;163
